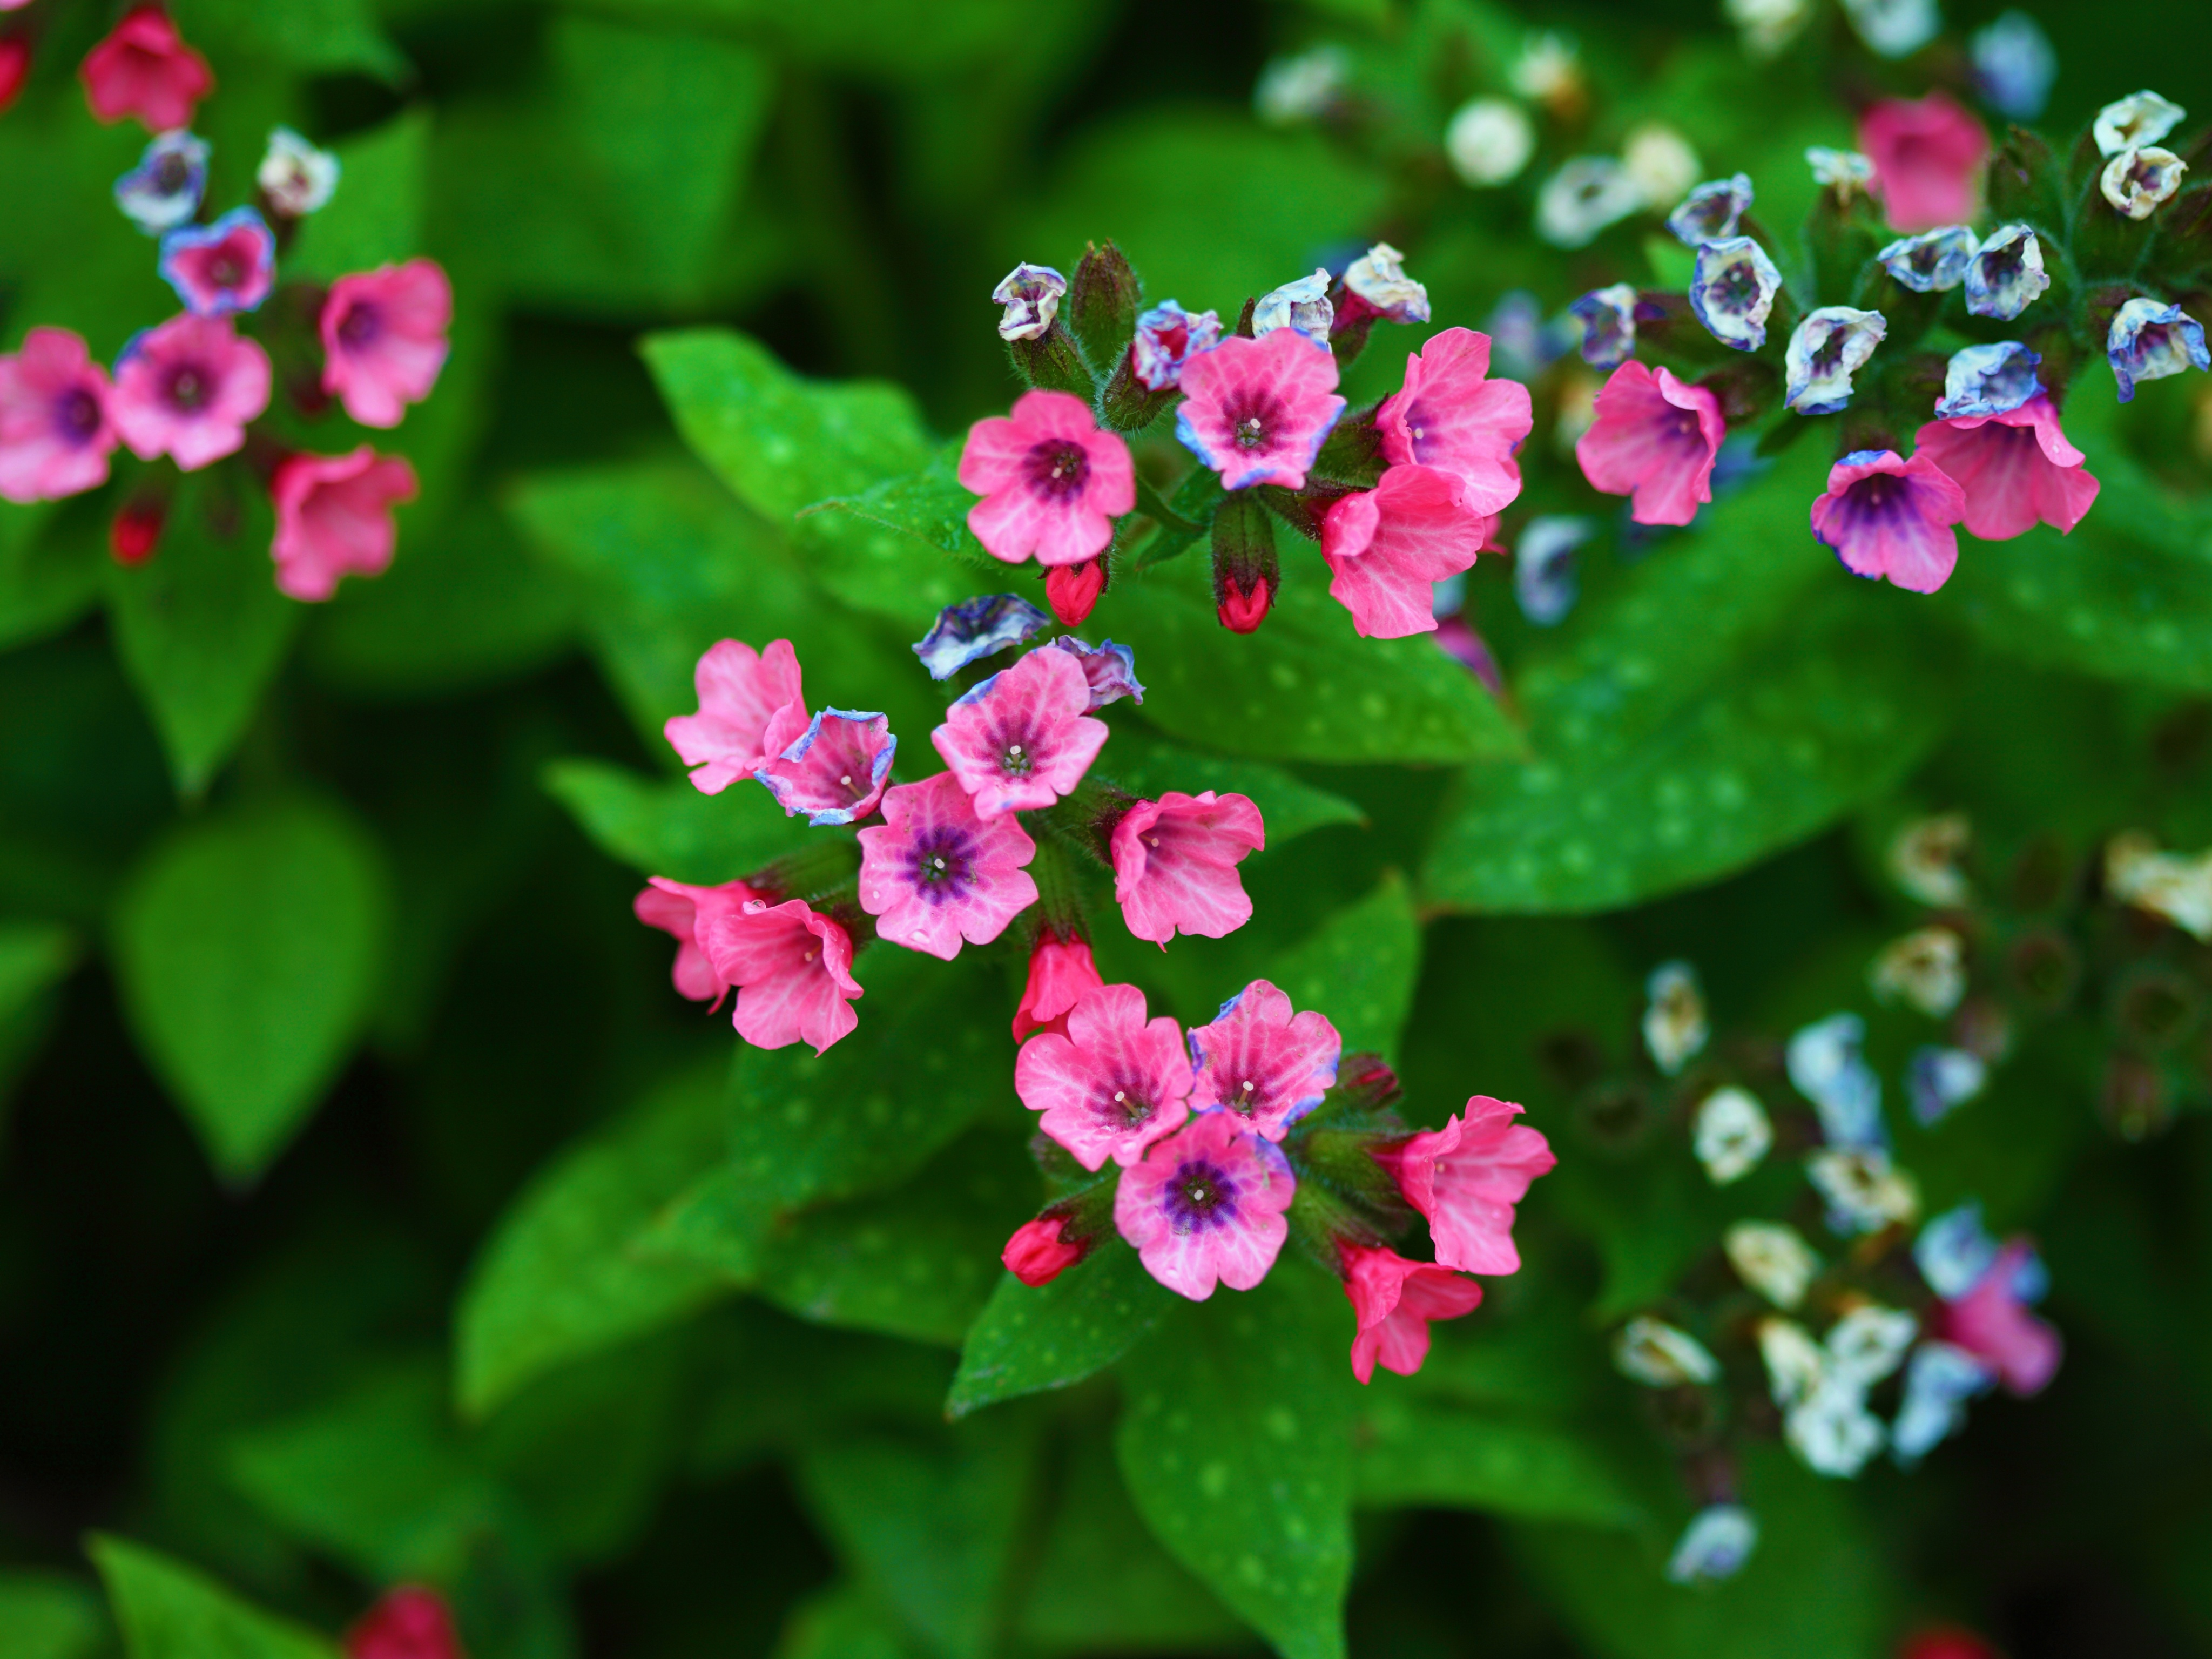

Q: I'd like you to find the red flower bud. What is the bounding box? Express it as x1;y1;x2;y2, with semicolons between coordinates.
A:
1897;1628;2002;1659
1002;1215;1086;1286
1216;573;1273;633
346;1587;466;1659
1045;558;1104;626
0;38;31;116
109;495;165;565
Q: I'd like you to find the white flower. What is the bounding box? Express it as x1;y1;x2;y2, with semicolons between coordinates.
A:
1841;0;1940;57
1614;1316;1721;1386
1786;1377;1888;1476
1623;124;1703;208
1643;960;1708;1075
1888;812;1971;906
1807;147;1876;194
1667;1505;1760;1582
1825;1303;1918;1387
1758;1317;1828;1408
1808;1147;1921;1235
1788;1013;1884;1147
1689;237;1783;350
2094;90;2187;158
258;126;340;219
1694;1087;1773;1184
1344;242;1429;324
1726;1221;1822;1309
1255;45;1347;126
1510;31;1581;105
1445;98;1535;187
1784;306;1887;415
1251;269;1334;345
2101;147;2188;220
2106;833;2212;940
1914;1202;2000;1298
1536;158;1643;248
1891;1342;1996;1464
1724;0;1812;57
1870;926;1967;1018
1513;515;1595;626
992;263;1067;341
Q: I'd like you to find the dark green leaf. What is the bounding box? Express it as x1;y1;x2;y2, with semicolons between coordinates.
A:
802;443;1008;629
0;1570;107;1659
87;1535;337;1659
1262;873;1421;1060
0;502;99;653
0;920;78;1116
948;1238;1174;1419
1353;1397;1644;1527
773;1584;926;1659
1103;726;1366;846
172;0;408;79
543;757;810;886
285;110;429;282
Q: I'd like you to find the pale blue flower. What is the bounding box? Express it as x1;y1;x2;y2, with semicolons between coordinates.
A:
2107;297;2209;401
1907;1043;1988;1123
114;131;210;235
1667;1506;1759;1583
1785;306;1887;415
1878;226;1977;293
1667;173;1754;247
1935;342;2042;419
1689;237;1782;351
912;594;1050;680
1972;12;2055;119
1515;516;1596;626
1569;283;1640;369
1842;0;1940;57
1789;1013;1885;1148
1914;1202;1999;1298
1892;1342;1996;1464
1964;225;2049;321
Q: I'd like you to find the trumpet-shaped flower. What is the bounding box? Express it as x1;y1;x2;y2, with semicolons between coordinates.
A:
1536;158;1643;248
259;126;340;218
0;328;118;503
1878;226;1977;293
1933;342;2041;419
320;259;453;428
1372;1096;1556;1274
1785;307;1887;415
858;771;1037;959
959;389;1135;567
1114;1109;1294;1299
1913;396;2099;541
1963;226;2048;321
1016;982;1192;1169
1322;463;1494;639
1044;635;1144;707
663;638;807;795
110;313;271;471
1012;931;1105;1042
269;446;418;602
1575;362;1725;527
1938;1239;2062;1394
1130;300;1220;391
992;263;1065;341
114;131;208;234
1666;174;1753;246
2106;298;2208;402
1343;242;1430;325
2093;90;2186;157
1693;1087;1773;1184
1809;448;1967;594
932;646;1108;819
80;5;214;131
1341;1245;1483;1383
1569;283;1640;370
158;208;278;317
2101;147;2187;219
634;876;759;1007
756;710;895;826
1175;329;1345;492
1187;979;1340;1142
1111;790;1265;945
1689;237;1783;351
1377;327;1532;515
1251;269;1335;344
912;594;1050;680
699;897;862;1055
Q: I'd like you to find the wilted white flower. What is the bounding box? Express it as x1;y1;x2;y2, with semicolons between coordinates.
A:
993;263;1066;341
1808;1147;1920;1235
1537;158;1643;248
1255;45;1347;126
1614;1316;1722;1386
2094;90;2186;158
1787;1377;1888;1476
1623;124;1703;208
1758;1317;1828;1408
1825;1303;1918;1386
1343;242;1429;324
1643;960;1709;1075
258;126;340;219
1251;269;1334;345
1870;926;1967;1018
1725;0;1812;56
2101;147;2188;220
1888;812;1971;906
2105;832;2212;940
1667;1505;1760;1582
1510;31;1582;106
1694;1087;1773;1184
1446;97;1535;187
1841;0;1940;58
1892;1341;1997;1464
1807;147;1876;195
1726;1221;1822;1309
1785;306;1888;415
1789;1013;1884;1148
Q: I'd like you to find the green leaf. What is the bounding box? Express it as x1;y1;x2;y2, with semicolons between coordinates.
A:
87;1535;338;1659
1352;1397;1644;1527
172;0;409;79
0;502;99;653
111;798;391;1184
773;1584;926;1659
0;920;78;1116
948;1238;1174;1419
104;480;299;797
1103;726;1366;846
542;758;809;886
1262;873;1421;1060
0;1570;107;1659
285;110;429;282
456;1061;733;1418
1116;1267;1356;1659
801;443;1008;629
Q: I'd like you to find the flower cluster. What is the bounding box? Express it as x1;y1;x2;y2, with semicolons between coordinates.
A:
0;8;450;601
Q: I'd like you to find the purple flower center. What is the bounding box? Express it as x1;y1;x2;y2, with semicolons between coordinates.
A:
338;301;381;348
208;247;246;289
1024;439;1090;500
984;716;1040;778
1839;470;1923;527
165;362;210;412
1979;242;2027;287
1662;404;1703;448
152;153;192;194
1162;1156;1240;1232
52;386;102;444
1709;262;1760;312
1223;390;1286;453
903;828;975;904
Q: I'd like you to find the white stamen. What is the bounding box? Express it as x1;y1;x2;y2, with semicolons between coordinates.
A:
839;773;852;786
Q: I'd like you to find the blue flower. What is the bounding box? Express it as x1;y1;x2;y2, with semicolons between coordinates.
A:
1689;237;1783;352
114;131;210;235
1934;342;2042;420
1914;1202;1998;1298
1964;225;2049;321
1906;1043;1988;1123
911;594;1050;680
1251;269;1334;344
1665;173;1753;247
1807;147;1876;197
1877;225;1977;293
1971;12;2055;120
156;207;278;317
1842;0;1939;57
1568;282;1640;369
1514;516;1596;626
1785;306;1887;415
1788;1013;1885;1148
1130;300;1221;392
1891;1342;1996;1465
2107;297;2209;401
1666;1506;1759;1583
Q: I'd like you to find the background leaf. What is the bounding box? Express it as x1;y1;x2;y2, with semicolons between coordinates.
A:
88;1536;337;1659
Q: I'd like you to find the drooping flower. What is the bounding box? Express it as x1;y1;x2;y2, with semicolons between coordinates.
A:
1176;329;1345;493
1011;930;1105;1042
1841;0;1939;56
1937;1239;2061;1394
269;447;418;602
1513;515;1594;626
1115;1110;1294;1300
259;126;341;219
2105;832;2212;940
959;389;1135;567
1726;1221;1822;1309
932;646;1108;819
1254;45;1346;125
1641;960;1708;1074
633;876;759;1007
1789;1011;1885;1148
1614;1317;1720;1386
1575;361;1726;527
698;897;862;1055
756;710;896;827
80;5;215;132
1667;1506;1759;1584
1251;269;1335;345
1321;464;1494;639
1186;980;1340;1143
1785;307;1886;416
1808;1147;1921;1234
1043;635;1144;707
2106;298;2209;403
1372;1096;1556;1275
1343;242;1430;325
1002;1216;1087;1287
1622;124;1703;209
1693;1086;1773;1184
912;593;1050;680
1972;12;2055;120
109;313;272;471
1666;173;1753;246
1445;97;1534;187
1808;147;1876;197
345;1584;465;1659
1376;326;1532;515
857;771;1036;959
1689;237;1783;350
992;263;1066;341
1809;448;1967;594
1130;300;1221;392
2101;146;2187;219
1341;1245;1483;1384
2093;90;2186;157
1877;225;1977;293
0;328;118;504
1870;926;1967;1017
114;130;208;234
1908;1045;1987;1125
1891;1340;1997;1464
1859;93;1988;232
1933;342;2041;419
1913;395;2099;541
1569;284;1640;370
1044;559;1103;628
1963;225;2048;321
319;259;452;429
1111;790;1265;946
663;638;807;795
158;207;278;317
1535;157;1643;248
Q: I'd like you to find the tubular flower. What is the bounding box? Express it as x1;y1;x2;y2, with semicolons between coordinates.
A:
1785;307;1887;416
1445;97;1535;186
1321;463;1495;639
2101;147;2187;219
1175;329;1346;492
1972;13;2055;120
1668;1506;1759;1583
2093;90;2186;157
319;259;454;428
1250;269;1334;344
1933;342;2041;419
1963;226;2048;322
1113;1109;1294;1300
2106;298;2207;402
1002;1216;1086;1287
993;263;1065;340
1666;173;1753;246
663;638;808;795
1186;979;1341;1143
1130;300;1221;392
699;897;862;1055
1859;92;1988;232
1341;1245;1483;1384
269;447;419;602
958;389;1135;567
1376;326;1533;514
158;208;278;317
1877;226;1978;293
912;593;1050;680
1111;790;1265;945
1015;982;1192;1170
1809;449;1967;595
1044;559;1104;628
1011;930;1105;1042
110;313;272;471
1342;242;1431;325
1693;1087;1773;1184
259;126;341;218
80;5;214;132
1688;237;1783;352
1535;157;1642;249
1043;635;1144;708
1574;361;1726;527
756;710;896;827
1371;1096;1557;1274
113;131;209;234
931;646;1109;819
1913;396;2099;541
1569;283;1641;370
857;771;1037;960
0;328;118;504
1642;960;1708;1074
633;877;760;1007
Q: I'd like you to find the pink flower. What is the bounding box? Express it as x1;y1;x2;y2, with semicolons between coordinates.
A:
1187;978;1341;1142
320;259;453;429
1321;464;1494;639
109;313;271;471
158;208;277;317
0;39;29;118
1376;327;1532;514
1371;1096;1557;1275
1174;329;1345;491
346;1585;464;1659
1111;791;1264;946
958;389;1134;567
633;876;759;1007
1574;362;1727;527
858;771;1038;960
1911;396;2100;542
1859;92;1989;233
663;639;808;795
0;328;117;503
1012;931;1105;1041
930;646;1109;819
1809;448;1969;594
80;6;214;132
699;897;862;1055
1114;1110;1294;1300
1002;1216;1086;1286
1341;1244;1484;1384
1014;982;1192;1170
1937;1241;2062;1395
756;710;896;826
269;447;419;602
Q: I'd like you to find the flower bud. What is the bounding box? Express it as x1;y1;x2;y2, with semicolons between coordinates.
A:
1002;1215;1089;1286
1044;558;1105;627
345;1586;464;1659
1330;1052;1402;1112
110;493;166;565
1068;240;1141;376
0;38;29;117
1210;492;1277;633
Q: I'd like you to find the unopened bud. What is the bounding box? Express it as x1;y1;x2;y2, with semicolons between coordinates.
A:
1068;240;1141;376
1210;493;1278;633
345;1586;465;1659
0;38;29;117
1006;322;1094;398
1044;558;1105;626
1002;1215;1089;1286
1332;1053;1402;1112
110;494;166;565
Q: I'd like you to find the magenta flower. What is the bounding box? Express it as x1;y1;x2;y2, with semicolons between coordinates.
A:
663;638;808;796
1809;449;1969;594
1372;1097;1557;1275
1014;982;1192;1170
80;5;214;132
157;208;277;317
1575;361;1727;527
1377;327;1533;515
1114;1110;1294;1300
930;646;1109;819
857;771;1037;960
1937;1240;2062;1395
1858;92;1990;232
110;313;271;472
633;876;760;1007
958;389;1134;567
1002;1216;1086;1287
1187;978;1341;1142
1912;397;2100;542
269;446;419;602
0;328;117;504
319;259;453;429
1321;464;1493;639
699;896;862;1055
1341;1244;1484;1384
1174;329;1345;491
756;710;896;827
1111;791;1265;946
1131;299;1222;391
1012;931;1105;1041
